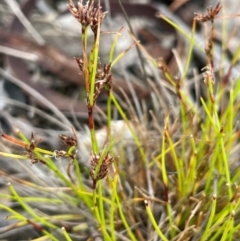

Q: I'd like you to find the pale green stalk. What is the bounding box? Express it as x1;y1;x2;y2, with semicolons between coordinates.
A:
204;136;221;193
109;176;117;241
166;132;184;197
89;20;100;107
159;14;204;52
161;116;174;237
161;121;168;189
92;189;112;241
97;182;106;228
8;183;56;229
183;18;196;78
111;42;137;68
0;203;27;221
109;27;123;63
208;223;226;241
0;152;26;159
231;44;240;65
8;184;59;241
220;213;234;241
200;195;217;241
144;200;169;241
113;187;137;241
82;26;90;93
62;227;73;241
187;135;197;194
107;96;112;141
179;103;187;179
207;77;232;198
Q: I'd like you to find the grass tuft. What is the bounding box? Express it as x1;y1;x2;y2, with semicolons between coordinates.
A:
1;1;240;240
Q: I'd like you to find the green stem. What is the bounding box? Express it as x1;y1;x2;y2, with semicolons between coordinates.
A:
62;227;73;241
113;188;137;241
200;195;217;241
144;200;169;241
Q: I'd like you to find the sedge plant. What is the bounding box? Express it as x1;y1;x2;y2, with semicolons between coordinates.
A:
1;1;240;241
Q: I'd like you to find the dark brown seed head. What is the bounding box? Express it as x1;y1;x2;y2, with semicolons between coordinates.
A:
68;0;92;26
90;4;107;35
27;133;42;152
68;0;107;32
59;134;77;147
89;152;115;188
195;2;222;22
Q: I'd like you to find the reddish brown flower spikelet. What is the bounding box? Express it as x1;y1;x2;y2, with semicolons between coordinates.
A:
195;2;222;22
68;0;107;35
89;152;115;189
59;127;77;147
22;133;45;164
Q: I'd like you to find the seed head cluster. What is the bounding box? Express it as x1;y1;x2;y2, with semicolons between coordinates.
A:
90;152;115;189
68;0;107;35
194;2;221;22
